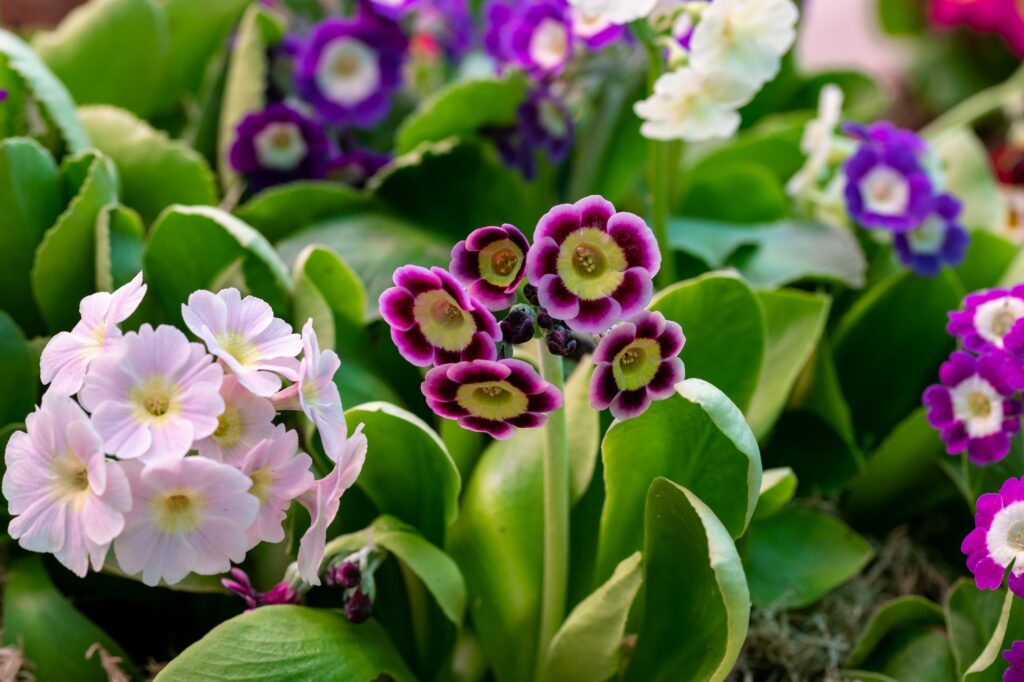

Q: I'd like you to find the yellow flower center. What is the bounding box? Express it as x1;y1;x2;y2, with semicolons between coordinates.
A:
217;332;259;365
479;239;524;287
153;490;206;534
249;467;274;504
212;405;242;447
413;290;476;352
456;381;529;421
556;228;626;300
50;451;91;508
612;338;662;391
966;390;993;419
993;310;1019;338
131;376;179;422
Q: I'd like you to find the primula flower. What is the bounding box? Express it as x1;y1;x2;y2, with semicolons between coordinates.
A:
182;288;302;397
114;457;258;586
379;266;502;366
3;394;131;577
519;88;574;166
787;84;844;197
843;121;935;232
923;351;1023;465
567;0;658;24
222;567;300;611
893;194;970;277
450;224;531;311
422;359;563;439
80;324;224;461
40;272;146;396
486;0;573;76
194;376;276;465
1005;641;1024;682
229;103;330;191
325;148;390;188
238;426;314;547
590;312;686;419
525;196;661;334
367;0;419;20
948;285;1024;354
411;0;474;59
634;67;755;142
571;6;625;48
962;476;1024;598
295;15;408;128
297;426;368;585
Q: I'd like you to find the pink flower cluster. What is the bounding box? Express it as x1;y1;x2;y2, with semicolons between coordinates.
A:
4;274;364;587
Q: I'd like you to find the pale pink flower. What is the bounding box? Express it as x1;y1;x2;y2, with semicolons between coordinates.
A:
194;376;276;465
114;456;258;586
296;425;367;585
3;394;131;577
181;289;302;397
39;272;147;396
79;324;225;461
272;320;347;462
238;426;314;548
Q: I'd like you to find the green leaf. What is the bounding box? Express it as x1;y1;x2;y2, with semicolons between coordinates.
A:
963;589;1024;681
566;357;600;505
597;379;761;582
2;555;137;681
855;627;956;682
932;128;1001;232
649;272;765;410
396;72;529;155
877;0;926;34
683;120;805;186
678;162;789;224
847;596;946;667
235;181;376;243
155;605;415;681
625;479;749;682
945;579;1007;680
753;467;797;521
95;204;145;292
0;30;90;153
955;230;1019;292
32;0;170;118
345;402;460;546
291;245;367;356
79;105;218;223
0;137;63;335
163;0;250;96
745;289;831;439
32;150;119;331
144;205;291;322
0;313;38;427
540;552;643;682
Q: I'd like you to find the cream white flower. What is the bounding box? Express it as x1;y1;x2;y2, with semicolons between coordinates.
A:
567;0;659;25
634;67;754;141
786;84;845;197
690;0;798;89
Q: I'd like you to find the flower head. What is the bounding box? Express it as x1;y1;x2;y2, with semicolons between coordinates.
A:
947;285;1024;355
590;312;686;419
194;376;276;465
379;266;502;366
923;351;1023;466
962;477;1024;598
634;67;754;142
786;84;844;197
1005;640;1024;682
222;567;300;611
571;6;625;48
422;359;562;439
486;0;573;76
237;426;314;547
40;272;146;396
182;288;302;397
450;224;531;311
567;0;658;25
80;324;225;461
519;88;574;166
3;394;131;577
229;103;330;191
526;196;660;334
366;0;420;20
893;194;970;277
114;457;258;586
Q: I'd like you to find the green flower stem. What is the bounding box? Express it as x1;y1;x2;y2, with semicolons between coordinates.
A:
535;348;569;678
920;63;1024;140
643;41;678;290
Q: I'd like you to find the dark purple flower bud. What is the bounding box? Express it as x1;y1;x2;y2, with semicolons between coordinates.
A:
524;284;540;307
546;327;577;357
345;588;374;623
328;561;362;589
501;305;537;345
536;309;554;330
222;568;299;611
228;103;330;191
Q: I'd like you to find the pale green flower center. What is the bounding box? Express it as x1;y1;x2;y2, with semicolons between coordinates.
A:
131;376;180;423
479;239;524;287
212;405;242;447
613;338;662;391
50;450;90;508
217;332;259;365
249;467;274;504
456;381;528;421
153;490;206;534
557;228;626;300
413;290;476;351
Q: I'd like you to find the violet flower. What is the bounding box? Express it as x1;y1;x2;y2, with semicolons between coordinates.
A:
893;194;969;277
962;477;1024;598
948;285;1024;355
485;0;573;76
1005;641;1024;682
229;103;330;191
450;224;531;311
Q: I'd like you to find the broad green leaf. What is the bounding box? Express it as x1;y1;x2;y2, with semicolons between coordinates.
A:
955;230;1019;292
79;105;218;223
877;0;926;34
0;137;63;334
945;579;1007;680
155;605;415;681
235;181;376;243
2;555;137;681
964;589;1024;681
291;245;367;355
95;204;145;292
932;128;1001;232
682;120;804;186
0;30;89;152
145;205;291;321
597;379;761;582
0;313;37;427
540;552;643;682
840;672;901;682
396;72;529;154
753;467;797;521
32;150;119;331
855;627;956;682
746;289;831;439
649;272;765;410
33;0;170;118
345;402;460;546
163;0;250;95
566;357;599;505
1001;247;1024;286
847;597;946;667
679;162;789;224
625;479;749;682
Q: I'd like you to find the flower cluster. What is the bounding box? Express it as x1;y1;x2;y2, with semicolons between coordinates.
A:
380;195;686;438
5;274;365;590
931;0;1024;57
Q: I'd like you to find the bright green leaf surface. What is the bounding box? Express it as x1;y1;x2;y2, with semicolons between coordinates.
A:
753;467;797;521
945;579;1007;680
235;181;375;243
847;596;946;667
0;313;37;427
95;204;145;292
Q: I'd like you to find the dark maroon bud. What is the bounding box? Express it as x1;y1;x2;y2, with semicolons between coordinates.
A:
546;327;577;357
501;304;537;345
536;310;554;330
345;588;373;624
523;284;540;307
338;561;361;589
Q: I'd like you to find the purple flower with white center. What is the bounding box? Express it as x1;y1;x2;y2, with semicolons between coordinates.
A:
450;224;531;311
519;88;574;166
414;0;474;59
422;359;563;439
379;266;502;367
223;567;300;611
525;195;661;334
923;351;1023;466
366;0;420;20
486;0;573;76
570;6;624;48
843;121;935;232
1005;641;1024;682
325;148;390;188
228;103;330;191
962;477;1024;598
295;15;408;128
893;194;970;277
948;285;1024;355
590;312;685;419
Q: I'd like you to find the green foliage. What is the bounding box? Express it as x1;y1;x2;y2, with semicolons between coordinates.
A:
679;162;789;224
235;181;376;243
95;204;145;291
945;580;1006;680
291;245;367;355
753;467;797;521
931;128;1002;232
0;312;38;427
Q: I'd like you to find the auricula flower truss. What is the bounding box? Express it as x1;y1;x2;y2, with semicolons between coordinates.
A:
3;274;370;598
963;476;1024;598
228;103;330;190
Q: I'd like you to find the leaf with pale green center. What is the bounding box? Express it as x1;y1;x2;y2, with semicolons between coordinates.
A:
291;245;366;353
944;579;1007;680
753;467;797;521
162;0;250;96
932;128;1001;232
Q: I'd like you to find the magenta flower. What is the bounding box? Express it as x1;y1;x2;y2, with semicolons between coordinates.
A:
3;394;131;577
571;6;625;49
923;351;1023;466
947;285;1024;354
525;196;661;334
422;359;562;439
590;312;686;420
367;0;420;19
485;0;573;76
222;567;300;611
450;224;531;311
237;426;314;547
962;476;1024;598
194;376;276;465
1005;641;1024;682
229;103;330;191
379;266;502;367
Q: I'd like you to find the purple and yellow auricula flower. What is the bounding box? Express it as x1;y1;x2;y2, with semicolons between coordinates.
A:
422;359;562;439
486;0;573;76
948;285;1024;355
229;103;330;191
923;351;1023;466
450;224;531;311
1005;641;1024;682
526;195;661;334
962;476;1024;598
590;312;685;420
893;193;969;277
380;266;502;367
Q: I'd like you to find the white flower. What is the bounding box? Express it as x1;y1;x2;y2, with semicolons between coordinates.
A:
634;67;754;141
786;84;845;197
690;0;798;89
567;0;659;25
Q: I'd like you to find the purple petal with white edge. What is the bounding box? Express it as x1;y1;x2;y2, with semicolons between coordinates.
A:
607;212;661;274
648;358;685;399
434;348;462;366
534;203;581;244
571;297;622;334
939;351;977;387
525;237;561;283
657;320;685;359
393;327;435;367
394;265;442;295
450;241;481;283
448;360;511;384
505;224;531;253
423;365;460;401
610;389;652;421
575;195;615;231
922;385;954;427
462;331;499;362
503;358;547;395
611;267;654;317
968;432;1011;465
459;416;515;440
593;323;638;365
466;226;510;251
537;275;581;321
589;363;619;410
379;287;416;331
